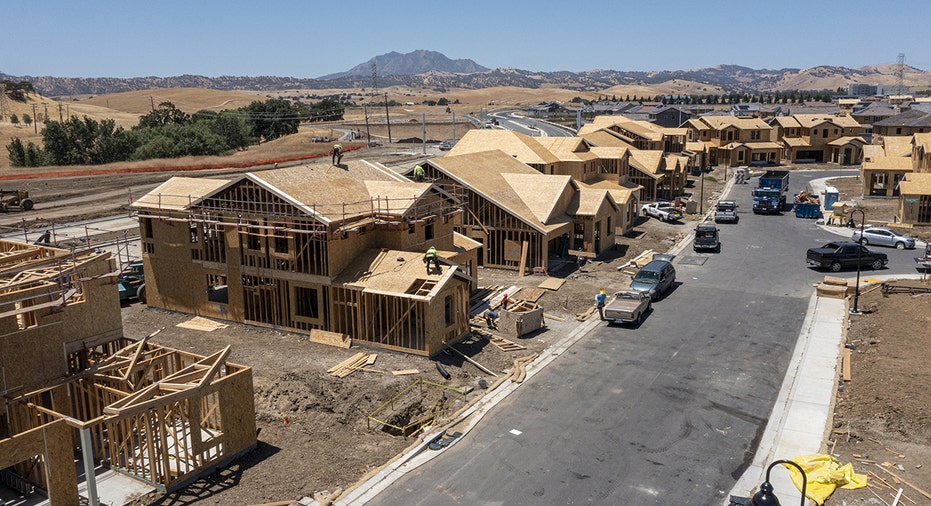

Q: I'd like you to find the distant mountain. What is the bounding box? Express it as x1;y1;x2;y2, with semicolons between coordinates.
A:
2;57;929;98
318;50;488;80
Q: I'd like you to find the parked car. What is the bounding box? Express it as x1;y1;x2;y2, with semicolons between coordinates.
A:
806;241;888;272
629;254;676;300
438;139;457;151
851;227;916;250
693;223;720;252
714;200;738;223
603;290;652;324
641;202;683;222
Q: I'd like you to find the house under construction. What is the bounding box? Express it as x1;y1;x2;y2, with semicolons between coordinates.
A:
131;161;476;356
0;240;256;504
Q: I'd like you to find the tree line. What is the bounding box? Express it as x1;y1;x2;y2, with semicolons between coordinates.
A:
6;98;344;167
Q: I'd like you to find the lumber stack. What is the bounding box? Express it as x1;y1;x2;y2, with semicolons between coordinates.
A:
795;191;820;204
328;352;377;378
489;336;526;352
816;275;856;298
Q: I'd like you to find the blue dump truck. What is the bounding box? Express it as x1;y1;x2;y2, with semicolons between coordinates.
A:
752;170;789;214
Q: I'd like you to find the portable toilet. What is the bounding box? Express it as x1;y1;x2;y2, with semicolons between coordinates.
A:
823;186;839;211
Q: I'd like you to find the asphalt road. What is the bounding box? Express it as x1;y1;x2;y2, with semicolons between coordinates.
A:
371;170;921;505
490;111;575;137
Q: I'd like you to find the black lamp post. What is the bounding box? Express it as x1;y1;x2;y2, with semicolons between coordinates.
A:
850;208;866;315
752;459;808;506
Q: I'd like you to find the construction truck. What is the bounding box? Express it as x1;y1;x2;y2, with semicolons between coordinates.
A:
0;189;34;212
751;170;789;214
117;261;147;304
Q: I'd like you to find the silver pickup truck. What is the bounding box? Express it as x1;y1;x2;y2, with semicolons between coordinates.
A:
714;200;738;223
641;202;683;222
603;290;652;324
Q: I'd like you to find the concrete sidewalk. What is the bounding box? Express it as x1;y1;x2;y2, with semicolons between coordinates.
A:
727;273;924;505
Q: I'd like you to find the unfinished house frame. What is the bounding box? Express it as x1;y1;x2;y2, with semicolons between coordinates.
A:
131;162;474;356
0;241;123;396
413;150;620;271
1;338;256;503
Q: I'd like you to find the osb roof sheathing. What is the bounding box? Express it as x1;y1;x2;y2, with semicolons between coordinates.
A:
567;188;615;216
827;136;867;147
535;137;597;162
883;136;914;157
629;151;665;175
331;248;463;293
588;145;630;158
792;113;860;129
132;177;230;210
581;130;633;148
862;156;913;171
446;130;559;165
701;116;771;130
612;120;664;141
863;144;886;159
580;179;641;205
900;173;931;195
252;164;427;221
911;132;931;151
770;116;802;128
453;232;482;252
430;150;573;233
783;137;811;148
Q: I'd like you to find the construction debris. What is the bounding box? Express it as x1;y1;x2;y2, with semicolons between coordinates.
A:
489;336;527;352
576;306;598;321
327;353;377;378
795;191;820;204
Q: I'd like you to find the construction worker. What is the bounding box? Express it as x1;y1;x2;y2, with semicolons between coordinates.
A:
595;288;607;320
332;143;343;165
413;164;425;182
501;292;510;310
423;245;441;273
484;309;499;330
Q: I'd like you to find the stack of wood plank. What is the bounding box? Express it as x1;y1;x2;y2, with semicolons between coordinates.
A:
619;249;654;275
328;352;377;378
489;336;526;351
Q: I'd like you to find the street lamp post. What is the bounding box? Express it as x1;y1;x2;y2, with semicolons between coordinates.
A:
751;459;808;506
850;208;866;315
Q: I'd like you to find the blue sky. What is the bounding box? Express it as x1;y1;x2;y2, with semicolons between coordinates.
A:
4;0;929;78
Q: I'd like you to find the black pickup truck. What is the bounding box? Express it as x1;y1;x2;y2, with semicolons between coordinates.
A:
806;241;888;272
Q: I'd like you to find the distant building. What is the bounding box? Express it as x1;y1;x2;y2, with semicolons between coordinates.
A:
847;84;880;96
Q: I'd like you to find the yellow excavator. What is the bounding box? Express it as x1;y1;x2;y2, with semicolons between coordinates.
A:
0;189;34;212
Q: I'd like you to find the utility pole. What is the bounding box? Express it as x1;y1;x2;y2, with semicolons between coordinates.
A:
452;112;456;140
58;103;63;122
363;104;371;145
32;104;38;133
43;103;48;123
422;112;426;154
150;96;155;111
384;93;392;144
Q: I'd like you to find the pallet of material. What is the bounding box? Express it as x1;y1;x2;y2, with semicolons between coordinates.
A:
489;336;527;352
309;329;352;349
537;277;566;291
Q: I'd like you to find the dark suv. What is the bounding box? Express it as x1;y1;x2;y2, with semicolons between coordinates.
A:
629;254;676;300
693;223;720;252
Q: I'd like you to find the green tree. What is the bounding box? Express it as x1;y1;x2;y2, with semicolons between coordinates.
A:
242;99;300;141
209;111;253;150
10;114;19;125
23;114;32;126
437;97;450;106
6;137;26;166
137;101;190;128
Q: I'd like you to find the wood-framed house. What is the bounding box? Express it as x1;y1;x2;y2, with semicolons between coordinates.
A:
898;172;931;225
860;136;914;197
447;129;560;173
687;116;781;166
789;114;865;164
131;161;473;356
416;150;620;270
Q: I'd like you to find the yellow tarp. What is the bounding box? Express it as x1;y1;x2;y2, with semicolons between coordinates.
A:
785;454;868;505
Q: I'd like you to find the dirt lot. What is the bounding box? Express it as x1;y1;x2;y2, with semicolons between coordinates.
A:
829;279;931;505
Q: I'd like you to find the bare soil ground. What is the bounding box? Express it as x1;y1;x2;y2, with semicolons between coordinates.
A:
829;279;931;505
826;175;931;243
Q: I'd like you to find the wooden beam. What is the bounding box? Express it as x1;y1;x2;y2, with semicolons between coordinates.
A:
448;345;497;377
518;240;529;277
842;347;852;381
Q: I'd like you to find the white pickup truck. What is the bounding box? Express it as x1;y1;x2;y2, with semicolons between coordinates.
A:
603;290;652;324
641;202;683;222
